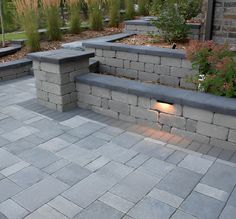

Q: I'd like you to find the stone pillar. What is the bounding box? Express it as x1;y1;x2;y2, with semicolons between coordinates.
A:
28;49;94;112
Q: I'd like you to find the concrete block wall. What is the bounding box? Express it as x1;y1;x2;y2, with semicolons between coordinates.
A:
124;20;202;40
29;49;94;112
76;81;236;150
212;0;236;48
0;59;32;81
87;45;196;90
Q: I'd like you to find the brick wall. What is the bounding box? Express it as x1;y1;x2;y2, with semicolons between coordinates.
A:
76;82;236;151
212;0;236;48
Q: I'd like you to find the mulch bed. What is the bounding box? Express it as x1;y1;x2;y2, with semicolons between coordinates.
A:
0;27;123;63
118;34;190;50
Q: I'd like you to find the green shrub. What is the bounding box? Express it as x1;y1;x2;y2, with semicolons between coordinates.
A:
68;0;81;34
86;0;103;31
42;0;61;41
108;0;120;27
153;4;189;42
187;41;236;97
15;0;40;52
125;0;135;20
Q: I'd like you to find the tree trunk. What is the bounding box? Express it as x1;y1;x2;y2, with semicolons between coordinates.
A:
0;0;5;47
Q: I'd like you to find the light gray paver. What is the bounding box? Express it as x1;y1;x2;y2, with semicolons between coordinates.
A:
8;166;48;189
148;188;184;208
125;154;149;168
0;178;22;203
128;197;176;219
19;148;59;169
85;156;110;172
60;115;90;128
99;192;134;213
52;163;91;186
110;169;158;203
74;201;124;219
171;210;198;219
228;187;236;207
0;161;30;177
201;162;236;192
166;150;187;164
48;196;82;218
75;135;107;150
42;159;71;174
0;199;29;219
12;176;69;211
25;204;67;219
219;205;236;219
0;148;21;171
178;154;213;174
39;137;71;153
156;167;202;198
180;192;225;219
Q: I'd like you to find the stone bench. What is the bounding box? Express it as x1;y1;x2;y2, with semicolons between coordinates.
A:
28;49;94;112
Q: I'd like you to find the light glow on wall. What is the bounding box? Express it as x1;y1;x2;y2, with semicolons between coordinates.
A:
151;101;175;114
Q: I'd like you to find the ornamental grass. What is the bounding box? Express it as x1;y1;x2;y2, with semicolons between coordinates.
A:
67;0;82;34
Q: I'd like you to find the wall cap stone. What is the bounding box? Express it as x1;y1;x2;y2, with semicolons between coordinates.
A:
82;41;186;59
27;49;94;64
76;73;236;116
0;58;32;71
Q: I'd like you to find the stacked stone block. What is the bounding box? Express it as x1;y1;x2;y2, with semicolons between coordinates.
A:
77;81;236;150
29;49;94;112
0;59;32;81
124;20;202;40
87;45;196;90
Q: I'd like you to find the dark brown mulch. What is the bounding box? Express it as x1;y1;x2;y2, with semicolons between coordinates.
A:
0;27;123;64
118;34;190;50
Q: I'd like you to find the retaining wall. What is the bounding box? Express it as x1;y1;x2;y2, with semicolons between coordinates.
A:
76;73;236;151
83;41;196;90
124;19;202;40
0;59;32;81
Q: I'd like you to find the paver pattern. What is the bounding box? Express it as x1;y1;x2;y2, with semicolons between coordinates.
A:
0;76;236;219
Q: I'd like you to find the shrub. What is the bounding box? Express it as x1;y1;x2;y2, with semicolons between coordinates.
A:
138;0;149;15
67;0;81;34
42;0;61;41
153;3;189;43
108;0;120;27
85;0;104;31
14;0;40;52
186;40;236;97
125;0;135;20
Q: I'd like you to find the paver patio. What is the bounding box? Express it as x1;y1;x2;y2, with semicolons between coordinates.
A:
0;76;236;219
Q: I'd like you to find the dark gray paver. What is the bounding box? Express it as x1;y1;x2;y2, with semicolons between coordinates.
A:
74;201;124;219
128;197;176;219
157;167;202;198
201;162;236;192
180;192;225;219
52;163;91;186
228;187;236;207
219;205;236;219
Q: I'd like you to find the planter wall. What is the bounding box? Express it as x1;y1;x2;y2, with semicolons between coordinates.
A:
76;73;236;151
83;41;196;90
0;59;32;81
124;19;202;40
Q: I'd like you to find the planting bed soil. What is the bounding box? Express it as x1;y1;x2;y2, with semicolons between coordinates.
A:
0;27;122;63
118;34;189;50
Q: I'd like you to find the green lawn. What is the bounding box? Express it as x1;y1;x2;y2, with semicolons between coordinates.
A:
0;32;27;41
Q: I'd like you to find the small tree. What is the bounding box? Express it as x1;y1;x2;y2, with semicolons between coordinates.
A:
0;0;5;47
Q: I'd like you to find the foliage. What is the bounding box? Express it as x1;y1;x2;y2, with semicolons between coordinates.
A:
125;0;135;20
138;0;149;16
108;0;120;27
67;0;81;34
151;0;202;20
14;0;40;52
85;0;104;31
42;0;62;41
153;3;189;42
186;40;236;97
